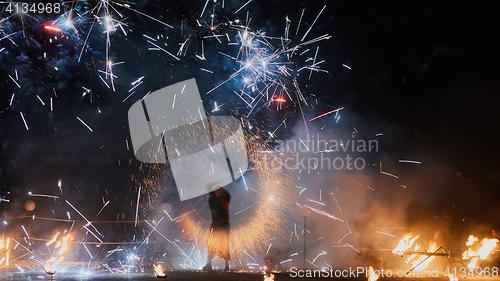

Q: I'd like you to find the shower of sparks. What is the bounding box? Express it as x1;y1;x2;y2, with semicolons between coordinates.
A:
29;193;59;199
77;117;93;132
302;204;344;222
96;201;110;217
0;0;351;274
376;231;396;237
309;107;344;121
21;225;29;239
20;112;28;130
8;75;20;88
301;5;326;42
399;160;422;164
235;0;252;14
197;12;331;122
65;200;102;237
380;162;399;178
380;171;399;179
200;0;210;17
135;186;141;227
266;243;272;255
57;179;63;195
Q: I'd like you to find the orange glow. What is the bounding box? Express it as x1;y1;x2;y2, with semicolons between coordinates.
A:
46;233;59;246
410;242;437;270
56;234;72;256
45;257;58;274
264;272;275;281
0;238;9;266
393;232;440;271
367;266;379;281
154;264;166;277
45;233;72;273
465;235;478;246
392;233;419;256
462;235;498;269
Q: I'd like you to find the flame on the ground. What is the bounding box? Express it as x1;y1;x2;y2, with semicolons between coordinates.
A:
462;235;499;269
367;266;379;281
264;272;275;281
392;233;419;256
154;264;166;277
465;235;478;246
410;241;437;270
404;245;421;264
445;273;458;281
393;231;440;271
45;233;72;273
0;237;9;266
44;257;58;274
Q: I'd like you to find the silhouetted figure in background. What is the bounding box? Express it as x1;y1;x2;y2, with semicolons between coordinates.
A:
203;187;231;271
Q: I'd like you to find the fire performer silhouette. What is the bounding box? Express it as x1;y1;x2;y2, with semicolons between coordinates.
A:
203;187;231;271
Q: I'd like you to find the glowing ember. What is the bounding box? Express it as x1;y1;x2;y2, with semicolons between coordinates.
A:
367;266;379;281
154;264;167;278
264;272;275;281
44;25;62;32
392;233;419;256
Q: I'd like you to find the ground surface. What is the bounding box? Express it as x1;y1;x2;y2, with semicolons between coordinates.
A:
0;271;499;281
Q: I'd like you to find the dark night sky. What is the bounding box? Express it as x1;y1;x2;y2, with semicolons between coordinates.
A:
1;0;500;234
